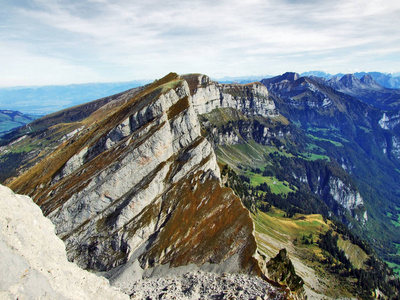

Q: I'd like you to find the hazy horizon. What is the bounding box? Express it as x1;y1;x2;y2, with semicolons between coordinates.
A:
1;70;400;89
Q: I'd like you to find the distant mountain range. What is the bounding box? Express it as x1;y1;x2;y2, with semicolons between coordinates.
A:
213;75;273;84
215;71;400;90
301;71;400;89
327;74;400;110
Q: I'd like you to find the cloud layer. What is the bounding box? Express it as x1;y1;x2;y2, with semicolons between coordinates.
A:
1;0;400;86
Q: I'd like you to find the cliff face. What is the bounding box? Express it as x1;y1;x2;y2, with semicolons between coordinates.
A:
379;112;400;159
327;177;364;211
326;177;367;223
184;74;278;118
6;73;261;287
182;74;290;150
379;112;400;130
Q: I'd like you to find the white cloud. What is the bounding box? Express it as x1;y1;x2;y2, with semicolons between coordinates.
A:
1;0;399;86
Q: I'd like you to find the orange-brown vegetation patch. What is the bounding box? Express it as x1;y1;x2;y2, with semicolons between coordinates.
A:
181;74;202;95
167;96;190;120
138;170;261;275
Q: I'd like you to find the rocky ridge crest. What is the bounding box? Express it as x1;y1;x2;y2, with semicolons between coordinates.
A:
183;74;278;118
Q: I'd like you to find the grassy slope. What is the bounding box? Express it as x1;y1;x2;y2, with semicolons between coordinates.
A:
211;124;372;296
248;173;294;195
253;208;368;298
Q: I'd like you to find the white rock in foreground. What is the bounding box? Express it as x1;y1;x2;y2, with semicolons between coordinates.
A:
0;184;129;300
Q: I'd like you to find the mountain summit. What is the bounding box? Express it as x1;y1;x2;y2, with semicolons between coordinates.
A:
1;73;296;296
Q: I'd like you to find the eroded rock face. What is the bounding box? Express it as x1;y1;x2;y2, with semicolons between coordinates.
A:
0;184;128;300
326;177;368;223
328;177;364;212
183;74;278;118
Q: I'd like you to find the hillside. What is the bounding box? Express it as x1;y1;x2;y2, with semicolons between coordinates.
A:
261;72;400;255
0;110;40;136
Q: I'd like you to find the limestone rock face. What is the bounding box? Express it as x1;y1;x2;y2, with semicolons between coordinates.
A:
7;73;261;289
183;74;278;118
379;112;400;130
0;184;128;300
328;177;364;211
326;177;368;223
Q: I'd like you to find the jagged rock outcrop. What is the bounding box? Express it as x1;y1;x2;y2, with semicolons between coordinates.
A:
0;184;128;300
327;177;364;211
379;112;400;130
6;73;262;289
265;249;306;300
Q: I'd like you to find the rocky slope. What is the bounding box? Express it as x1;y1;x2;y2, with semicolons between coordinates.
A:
0;184;129;300
327;74;400;110
125;271;285;299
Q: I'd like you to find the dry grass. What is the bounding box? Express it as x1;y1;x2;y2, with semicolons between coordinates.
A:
139;168;261;275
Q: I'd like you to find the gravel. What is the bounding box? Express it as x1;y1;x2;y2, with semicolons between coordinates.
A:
126;271;285;300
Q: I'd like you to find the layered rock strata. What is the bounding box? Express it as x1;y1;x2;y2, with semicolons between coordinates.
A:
7;73;261;286
183;74;278;118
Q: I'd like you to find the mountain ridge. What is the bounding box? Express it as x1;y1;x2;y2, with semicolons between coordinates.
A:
2;73;293;296
1;72;400;298
301;71;400;89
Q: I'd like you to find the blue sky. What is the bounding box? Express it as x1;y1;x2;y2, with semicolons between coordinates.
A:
1;0;400;87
